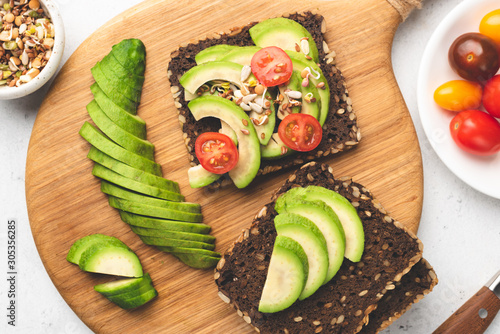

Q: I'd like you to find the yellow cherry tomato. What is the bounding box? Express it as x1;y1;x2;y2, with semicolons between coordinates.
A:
480;9;500;45
433;80;482;112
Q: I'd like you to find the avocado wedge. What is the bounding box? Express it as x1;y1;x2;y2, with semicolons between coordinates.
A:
119;211;211;234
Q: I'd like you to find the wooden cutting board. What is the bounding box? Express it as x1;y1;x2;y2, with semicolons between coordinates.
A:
26;0;424;332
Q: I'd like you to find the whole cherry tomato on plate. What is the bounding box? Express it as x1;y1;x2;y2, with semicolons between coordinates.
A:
448;33;500;82
480;9;500;45
251;46;293;87
433;80;482;112
482;75;500;118
195;132;239;174
278;113;322;152
449;109;500;156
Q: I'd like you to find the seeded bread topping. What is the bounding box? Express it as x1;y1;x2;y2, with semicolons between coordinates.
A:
214;162;430;333
167;12;359;183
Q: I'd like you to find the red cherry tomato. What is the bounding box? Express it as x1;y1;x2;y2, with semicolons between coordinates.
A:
450;110;500;156
195;132;238;174
480;9;500;45
433;80;482;112
448;33;500;82
482;75;500;118
251;46;293;87
278;113;322;152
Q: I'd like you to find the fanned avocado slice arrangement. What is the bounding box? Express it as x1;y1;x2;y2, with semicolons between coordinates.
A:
78;39;221;270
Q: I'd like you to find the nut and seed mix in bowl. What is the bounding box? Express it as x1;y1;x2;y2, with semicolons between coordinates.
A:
0;0;55;87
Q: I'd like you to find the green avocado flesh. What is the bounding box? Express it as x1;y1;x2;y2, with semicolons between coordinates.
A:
282;186;365;262
188;96;261;189
258;235;307;313
275;198;346;284
90;83;146;139
139;235;216;251
92;163;184;202
119;211;211;234
100;181;199;214
94;273;152;296
99;53;145;91
88;148;179;193
79;122;162;176
274;213;329;300
66;234;128;265
108;196;202;223
106;287;158;309
249;17;319;63
188;164;222;189
79;243;143;278
172;253;221;269
195;44;239;64
86;100;155;160
218;46;261;66
91;65;138;114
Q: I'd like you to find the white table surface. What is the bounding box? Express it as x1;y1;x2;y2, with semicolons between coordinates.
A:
1;0;499;333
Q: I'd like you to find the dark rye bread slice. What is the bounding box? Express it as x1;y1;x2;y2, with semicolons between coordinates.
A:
214;162;427;334
359;258;438;333
167;12;359;180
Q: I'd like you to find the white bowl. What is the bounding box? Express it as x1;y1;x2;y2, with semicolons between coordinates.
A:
417;0;500;199
0;0;65;100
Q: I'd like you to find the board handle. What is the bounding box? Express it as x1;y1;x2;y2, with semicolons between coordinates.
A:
385;0;423;21
433;286;500;334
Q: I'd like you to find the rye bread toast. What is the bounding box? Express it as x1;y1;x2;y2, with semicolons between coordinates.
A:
167;12;359;183
214;162;436;333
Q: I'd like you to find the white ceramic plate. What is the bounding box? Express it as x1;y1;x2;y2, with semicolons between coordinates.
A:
417;0;500;199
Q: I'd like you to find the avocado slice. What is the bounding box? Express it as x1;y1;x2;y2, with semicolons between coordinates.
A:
91;84;146;139
119;211;211;234
130;225;215;244
86;100;155;160
110;38;146;77
188;96;261;189
78;242;143;278
195;44;238;64
287;52;330;126
99;53;145;91
94;273;152;296
274;213;328;300
100;181;199;213
179;61;254;98
275;197;346;284
260;133;294;160
91;69;138;114
187;164;222;189
160;247;220;258
92;164;184;202
92;62;142;103
139;235;215;251
218;46;261;66
88;148;179;193
249;17;319;63
79;122;162;176
106;287;158;309
172;252;221;269
108;196;202;223
283;186;365;262
258;235;308;313
67;233;128;265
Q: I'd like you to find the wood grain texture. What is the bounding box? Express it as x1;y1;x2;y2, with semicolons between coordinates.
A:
25;0;423;333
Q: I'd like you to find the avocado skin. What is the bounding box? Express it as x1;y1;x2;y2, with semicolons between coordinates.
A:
90;83;146;139
119;211;211;234
110;39;146;77
66;233;128;265
172;253;221;269
99;53;145;89
106;287;158;309
94;273;152;296
79;122;162;176
130;225;215;244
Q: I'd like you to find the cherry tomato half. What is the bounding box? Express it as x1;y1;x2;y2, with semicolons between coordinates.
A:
448;32;500;82
433;80;482;112
278;113;322;152
251;46;293;87
483;75;500;118
480;9;500;45
195;132;239;174
450;110;500;156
